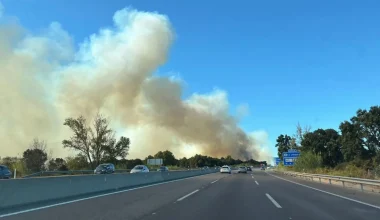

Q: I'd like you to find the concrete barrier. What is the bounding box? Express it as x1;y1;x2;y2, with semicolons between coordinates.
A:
0;169;216;211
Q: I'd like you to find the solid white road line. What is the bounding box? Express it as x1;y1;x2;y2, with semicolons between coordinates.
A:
0;174;215;218
255;181;259;185
211;179;219;184
266;172;380;210
177;189;199;202
266;193;282;208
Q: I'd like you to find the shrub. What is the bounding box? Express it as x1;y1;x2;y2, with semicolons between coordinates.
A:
293;151;323;172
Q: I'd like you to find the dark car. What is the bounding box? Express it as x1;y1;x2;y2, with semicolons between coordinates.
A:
0;165;12;179
94;163;115;174
157;166;169;172
246;167;252;171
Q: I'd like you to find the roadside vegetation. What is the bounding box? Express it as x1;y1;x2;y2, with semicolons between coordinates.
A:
1;114;266;177
275;105;380;179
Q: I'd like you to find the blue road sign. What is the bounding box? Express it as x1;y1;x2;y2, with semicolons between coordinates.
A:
282;152;300;158
283;150;300;166
274;157;281;165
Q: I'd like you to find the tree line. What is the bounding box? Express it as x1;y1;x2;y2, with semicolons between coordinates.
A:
275;106;380;173
1;114;266;177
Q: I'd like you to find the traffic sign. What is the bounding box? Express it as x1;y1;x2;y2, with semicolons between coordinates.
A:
282;152;300;158
282;150;300;166
274;157;281;165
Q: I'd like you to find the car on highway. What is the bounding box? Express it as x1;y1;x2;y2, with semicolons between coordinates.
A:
260;166;266;170
238;166;247;173
94;163;115;174
0;165;12;179
130;165;150;173
157;166;169;172
220;165;231;174
246;166;252;171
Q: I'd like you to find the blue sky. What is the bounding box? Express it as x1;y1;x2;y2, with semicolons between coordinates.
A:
2;0;380;157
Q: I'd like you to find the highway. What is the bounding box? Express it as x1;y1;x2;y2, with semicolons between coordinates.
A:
1;169;380;220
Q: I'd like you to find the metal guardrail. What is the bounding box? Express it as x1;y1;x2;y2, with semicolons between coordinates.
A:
278;171;380;193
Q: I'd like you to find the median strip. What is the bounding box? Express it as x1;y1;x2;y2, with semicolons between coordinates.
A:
177;189;199;202
266;193;282;208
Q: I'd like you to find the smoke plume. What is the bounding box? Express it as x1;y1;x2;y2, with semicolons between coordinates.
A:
0;7;265;160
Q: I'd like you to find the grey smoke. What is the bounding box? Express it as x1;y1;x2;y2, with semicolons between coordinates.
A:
0;7;267;160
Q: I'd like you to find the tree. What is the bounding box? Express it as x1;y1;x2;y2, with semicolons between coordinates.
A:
351;106;380;157
301;128;343;167
30;138;47;152
293;122;311;148
275;134;292;160
339;121;367;161
89;114;114;165
66;154;90;170
178;157;189;167
47;158;68;171
103;136;130;163
154;150;177;166
63;116;93;166
23;148;47;172
63;114;123;168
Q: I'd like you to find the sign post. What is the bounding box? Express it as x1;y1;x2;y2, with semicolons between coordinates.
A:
282;150;300;166
147;158;163;166
274;157;281;166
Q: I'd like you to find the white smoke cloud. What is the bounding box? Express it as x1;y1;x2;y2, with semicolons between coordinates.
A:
250;130;274;163
0;7;269;160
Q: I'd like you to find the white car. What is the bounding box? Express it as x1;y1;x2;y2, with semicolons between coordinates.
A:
220;165;231;174
130;165;150;173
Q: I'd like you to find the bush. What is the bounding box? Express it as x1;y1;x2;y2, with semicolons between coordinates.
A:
293;151;323;172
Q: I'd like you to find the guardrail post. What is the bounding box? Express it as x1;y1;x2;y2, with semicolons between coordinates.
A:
329;179;331;184
360;183;364;192
342;181;345;188
319;177;321;183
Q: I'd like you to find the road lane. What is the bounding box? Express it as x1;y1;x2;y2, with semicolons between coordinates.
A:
1;172;225;220
254;169;380;220
143;169;380;220
265;170;380;207
142;172;283;220
3;168;380;220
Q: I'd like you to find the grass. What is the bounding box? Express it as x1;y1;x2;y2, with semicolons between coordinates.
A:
276;163;380;179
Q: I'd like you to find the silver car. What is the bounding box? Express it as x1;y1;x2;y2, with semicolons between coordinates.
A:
157;166;169;172
238;166;247;173
130;165;150;173
220;165;231;174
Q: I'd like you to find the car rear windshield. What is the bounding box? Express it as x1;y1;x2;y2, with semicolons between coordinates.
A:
222;166;229;168
134;166;144;169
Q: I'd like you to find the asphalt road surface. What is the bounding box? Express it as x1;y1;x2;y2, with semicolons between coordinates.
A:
1;169;380;220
